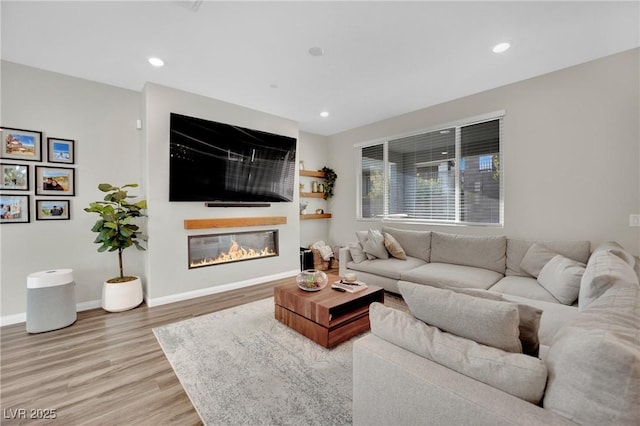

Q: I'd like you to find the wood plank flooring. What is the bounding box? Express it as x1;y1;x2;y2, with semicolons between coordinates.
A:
1;275;301;425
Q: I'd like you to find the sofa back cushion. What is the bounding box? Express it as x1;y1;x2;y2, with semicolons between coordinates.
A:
381;226;431;261
369;302;548;404
430;232;506;274
579;249;639;310
506;239;590;277
398;281;522;353
543;278;640;426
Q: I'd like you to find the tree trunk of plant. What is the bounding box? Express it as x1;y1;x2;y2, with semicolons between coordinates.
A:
118;248;124;279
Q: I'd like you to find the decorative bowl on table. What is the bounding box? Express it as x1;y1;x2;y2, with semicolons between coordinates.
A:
296;269;328;292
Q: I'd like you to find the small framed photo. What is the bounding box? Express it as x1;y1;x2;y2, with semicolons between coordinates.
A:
0;163;29;191
35;166;75;196
47;138;75;164
36;199;70;220
1;127;42;162
0;194;30;224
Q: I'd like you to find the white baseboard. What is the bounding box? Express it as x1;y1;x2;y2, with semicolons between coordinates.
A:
146;269;299;307
1;270;299;326
0;299;102;327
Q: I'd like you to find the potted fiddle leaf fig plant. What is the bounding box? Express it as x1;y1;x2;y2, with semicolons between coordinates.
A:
84;183;147;312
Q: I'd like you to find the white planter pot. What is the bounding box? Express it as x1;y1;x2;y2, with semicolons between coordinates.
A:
102;276;143;312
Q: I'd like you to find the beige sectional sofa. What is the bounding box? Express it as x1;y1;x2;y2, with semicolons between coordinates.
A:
338;227;640;425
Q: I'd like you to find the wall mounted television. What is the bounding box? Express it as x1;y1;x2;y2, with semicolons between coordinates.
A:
169;113;297;203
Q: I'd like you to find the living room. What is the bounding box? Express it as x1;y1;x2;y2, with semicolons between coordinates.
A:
1;1;639;424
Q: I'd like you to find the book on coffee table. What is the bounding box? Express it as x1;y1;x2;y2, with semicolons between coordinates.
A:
332;280;368;293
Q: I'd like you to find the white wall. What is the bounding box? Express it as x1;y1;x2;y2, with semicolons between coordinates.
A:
328;49;640;255
298;131;331;247
0;61;144;319
143;83;300;303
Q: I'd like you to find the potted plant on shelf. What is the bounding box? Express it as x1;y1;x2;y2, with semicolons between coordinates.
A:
321;166;337;200
84;183;147;312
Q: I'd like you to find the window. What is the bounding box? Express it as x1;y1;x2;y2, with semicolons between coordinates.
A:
357;114;503;225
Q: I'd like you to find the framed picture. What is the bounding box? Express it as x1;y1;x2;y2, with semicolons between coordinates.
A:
0;127;42;162
36;199;70;220
0;163;29;191
47;138;75;164
35;166;75;196
0;194;30;224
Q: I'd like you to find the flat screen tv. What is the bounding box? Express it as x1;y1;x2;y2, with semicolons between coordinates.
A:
169;113;297;203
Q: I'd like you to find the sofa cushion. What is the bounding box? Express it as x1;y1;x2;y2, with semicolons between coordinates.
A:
347;242;367;263
400;263;503;290
501;294;580;359
382;226;431;261
369;302;548;404
430;232;506;274
489;276;559;303
579;250;639;310
448;287;542;357
361;229;389;260
543;281;640;426
591;241;636;268
520;243;560;277
506;239;591;277
537;255;585;305
383;232;407;260
398;282;522;353
347;256;426;280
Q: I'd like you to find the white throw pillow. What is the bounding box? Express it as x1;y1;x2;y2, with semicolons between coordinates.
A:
520;243;559;277
537;255;585;305
398;282;522;353
362;229;389;260
348;243;367;264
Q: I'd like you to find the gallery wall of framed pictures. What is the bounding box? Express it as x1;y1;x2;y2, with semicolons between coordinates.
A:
0;126;76;224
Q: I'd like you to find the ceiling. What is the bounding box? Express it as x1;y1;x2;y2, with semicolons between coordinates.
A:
1;1;638;136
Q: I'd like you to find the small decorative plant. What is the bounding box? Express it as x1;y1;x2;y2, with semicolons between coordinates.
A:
321;166;337;200
84;183;147;283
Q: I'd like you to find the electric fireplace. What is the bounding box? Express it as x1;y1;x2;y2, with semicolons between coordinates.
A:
188;230;279;269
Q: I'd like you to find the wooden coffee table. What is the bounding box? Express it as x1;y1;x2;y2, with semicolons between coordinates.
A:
274;274;384;348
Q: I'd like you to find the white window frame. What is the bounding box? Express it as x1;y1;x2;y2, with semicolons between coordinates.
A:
355;110;505;226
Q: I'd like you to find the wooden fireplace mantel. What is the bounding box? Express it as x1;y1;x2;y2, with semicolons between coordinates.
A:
184;216;287;230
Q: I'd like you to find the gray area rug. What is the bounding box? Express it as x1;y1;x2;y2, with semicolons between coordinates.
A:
154;294;406;426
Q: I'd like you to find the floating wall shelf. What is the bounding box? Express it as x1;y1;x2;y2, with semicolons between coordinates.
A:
300;213;332;220
184;216;287;229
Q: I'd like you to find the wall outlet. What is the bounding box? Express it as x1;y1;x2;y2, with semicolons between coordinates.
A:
630;214;640;227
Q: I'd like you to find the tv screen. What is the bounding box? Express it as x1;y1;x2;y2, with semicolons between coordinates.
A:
169;113;297;203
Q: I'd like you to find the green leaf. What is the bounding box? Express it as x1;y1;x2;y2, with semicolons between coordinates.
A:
98;183;116;192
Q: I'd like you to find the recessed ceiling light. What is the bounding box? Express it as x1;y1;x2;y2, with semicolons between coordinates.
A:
492;42;511;53
148;57;165;67
320;111;329;118
308;47;325;57
441;151;448;155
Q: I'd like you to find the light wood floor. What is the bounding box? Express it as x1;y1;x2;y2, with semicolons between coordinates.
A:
1;275;303;425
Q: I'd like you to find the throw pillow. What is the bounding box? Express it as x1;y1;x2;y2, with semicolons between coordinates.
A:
520;243;559;277
355;230;375;260
447;287;542;357
369;303;548;404
537;255;585;305
348;242;367;264
398;282;522;353
362;229;389;260
383;232;407;260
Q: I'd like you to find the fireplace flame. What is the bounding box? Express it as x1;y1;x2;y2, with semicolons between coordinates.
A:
189;239;276;268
